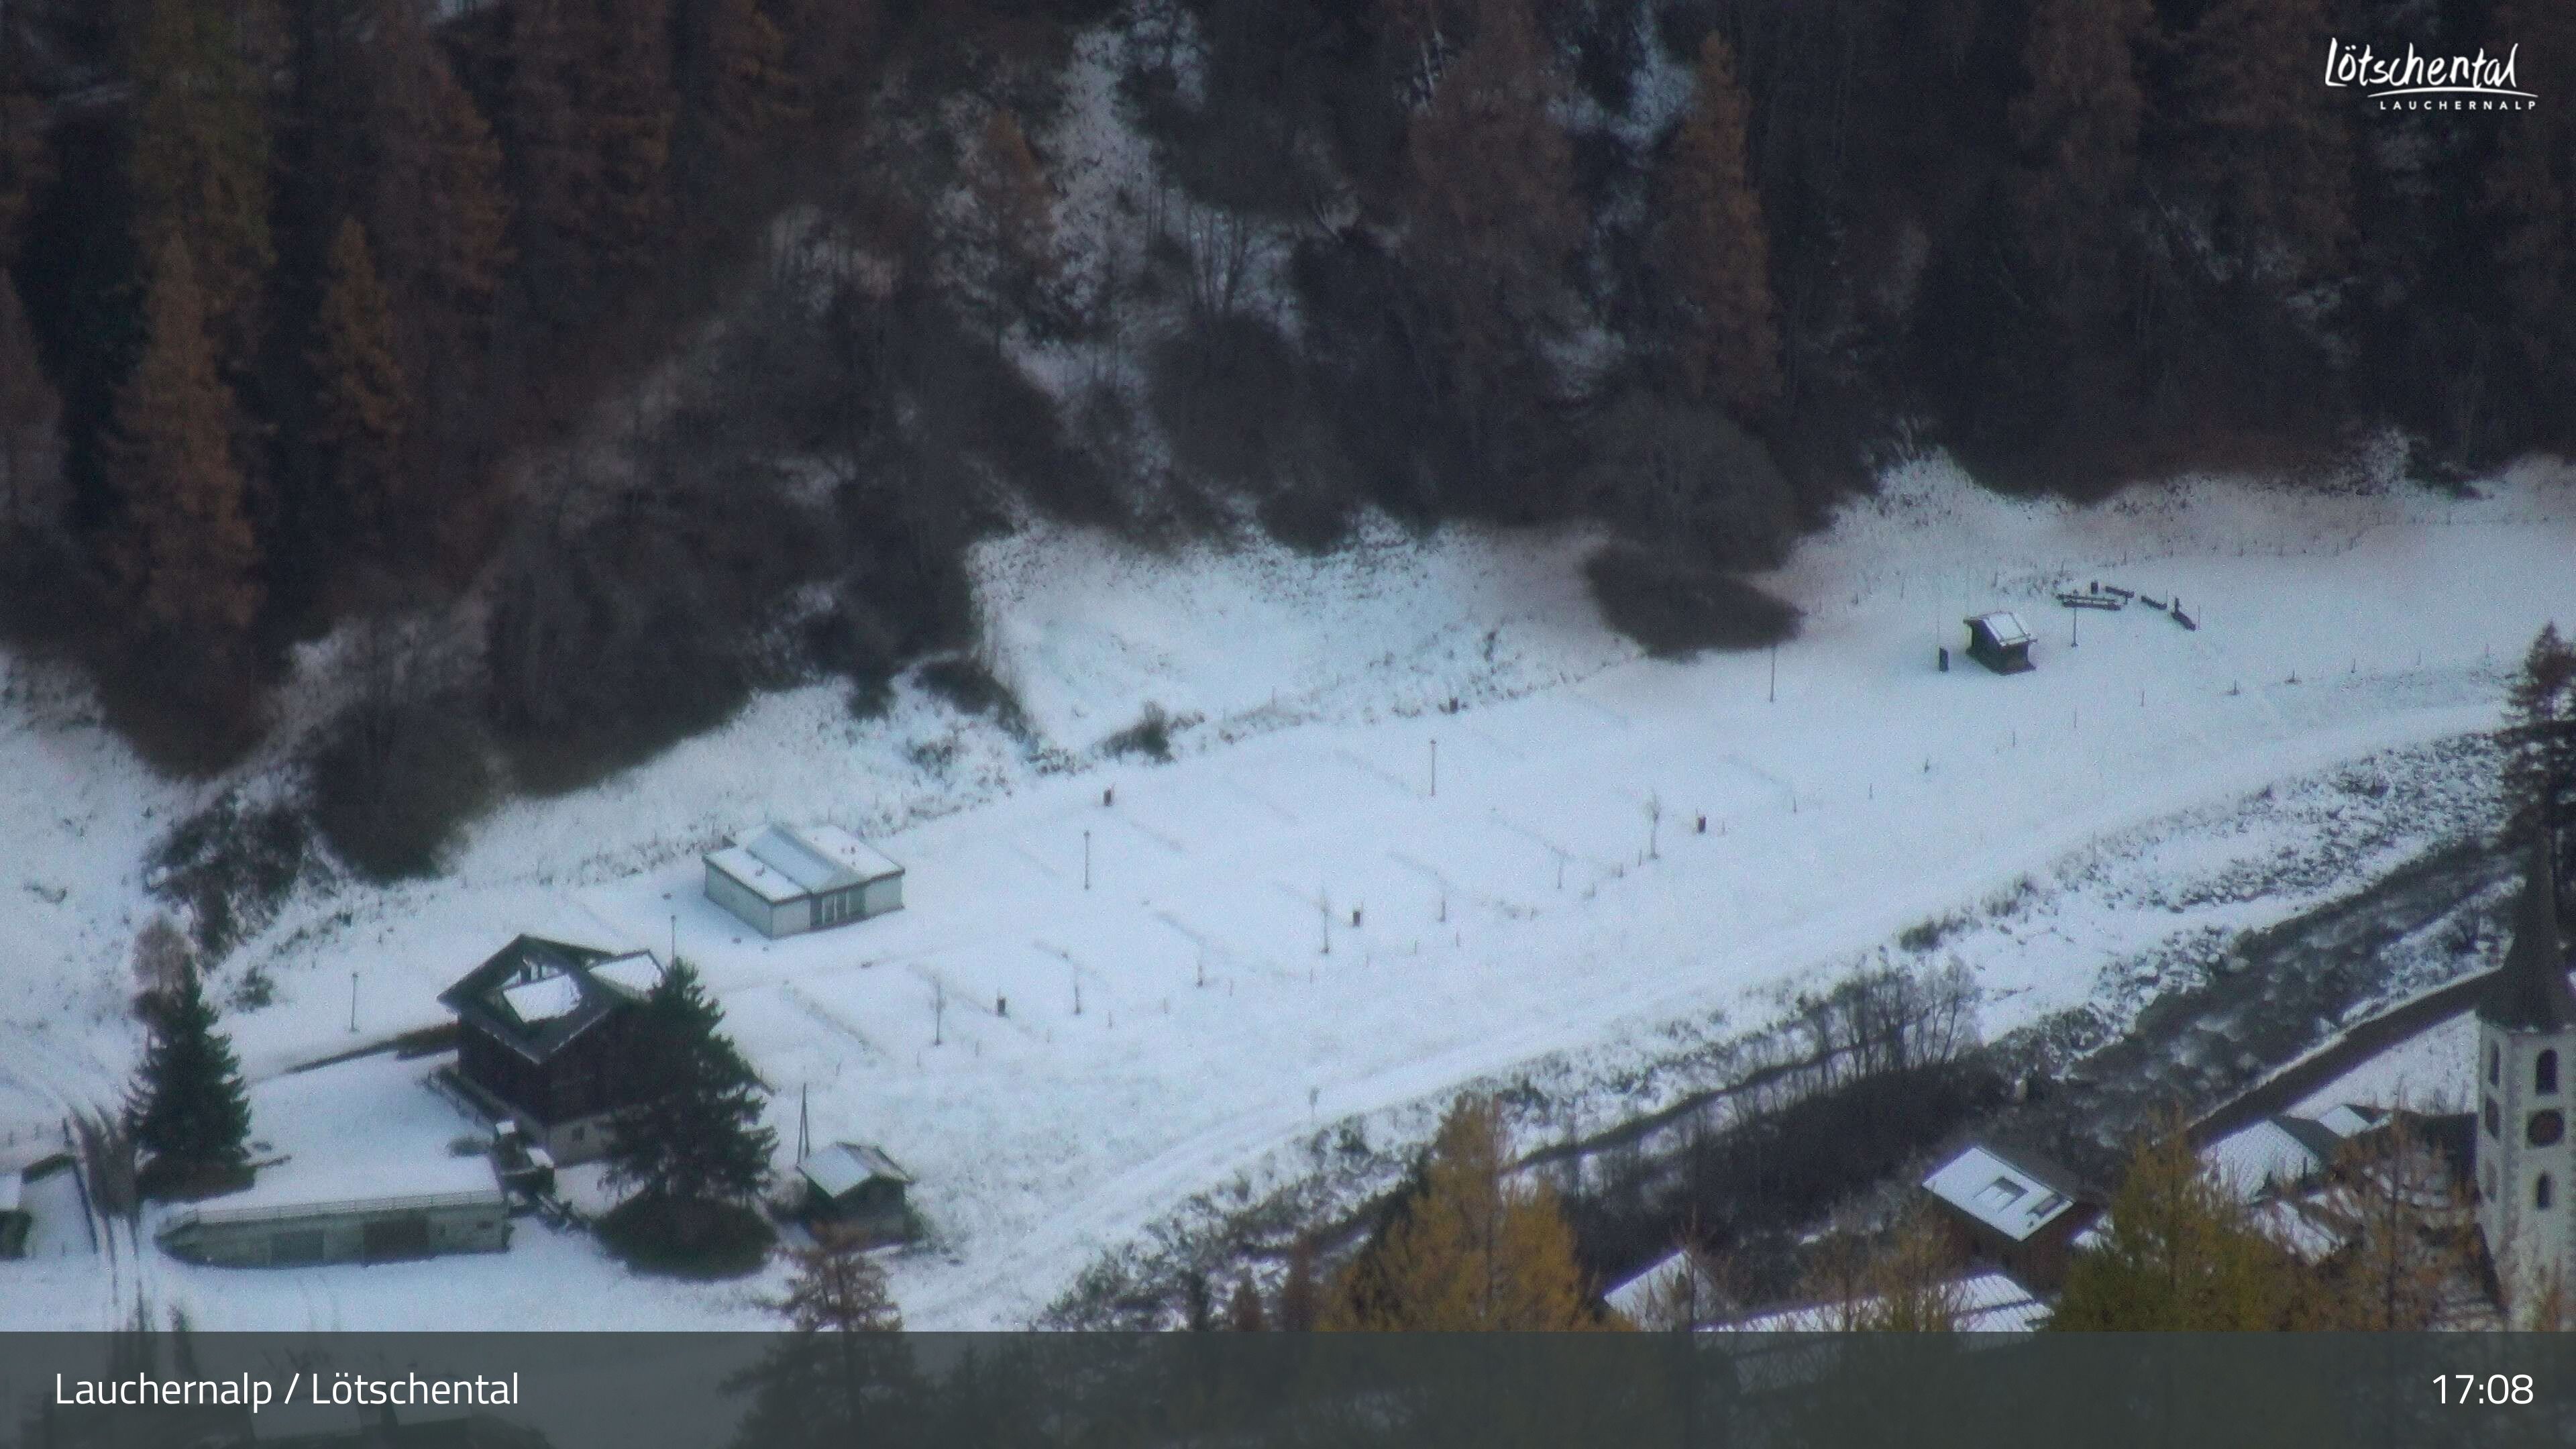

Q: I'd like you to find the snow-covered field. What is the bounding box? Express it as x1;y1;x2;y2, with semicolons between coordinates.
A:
3;452;2571;1330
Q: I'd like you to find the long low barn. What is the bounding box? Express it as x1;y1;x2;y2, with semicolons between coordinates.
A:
156;1159;511;1268
704;824;905;938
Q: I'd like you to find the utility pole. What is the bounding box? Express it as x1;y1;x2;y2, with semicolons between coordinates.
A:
1083;830;1091;891
349;972;359;1033
1430;738;1438;798
1768;643;1777;703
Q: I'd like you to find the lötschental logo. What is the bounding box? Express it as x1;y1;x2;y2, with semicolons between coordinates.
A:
2323;40;2537;111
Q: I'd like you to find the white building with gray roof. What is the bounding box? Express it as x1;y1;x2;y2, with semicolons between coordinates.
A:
704;825;906;938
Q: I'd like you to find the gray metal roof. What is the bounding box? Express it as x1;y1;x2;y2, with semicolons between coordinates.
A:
2479;837;2576;1033
708;825;902;905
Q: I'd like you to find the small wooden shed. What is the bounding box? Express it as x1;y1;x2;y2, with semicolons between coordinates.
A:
1963;612;2035;674
800;1141;914;1238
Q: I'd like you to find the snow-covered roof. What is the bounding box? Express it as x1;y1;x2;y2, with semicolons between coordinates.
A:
2205;1106;2386;1202
439;936;657;1062
0;1172;19;1215
589;953;663;998
1923;1143;2081;1242
2255;1198;2347;1264
2205;1119;2330;1201
1721;1270;2051;1333
499;973;583;1024
709;825;904;905
801;1142;911;1199
1606;1248;1692;1321
161;1156;503;1232
1966;611;2032;647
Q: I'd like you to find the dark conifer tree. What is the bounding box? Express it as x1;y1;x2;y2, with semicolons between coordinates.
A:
0;278;58;530
2506;623;2576;890
125;968;252;1192
1655;32;1778;421
2010;0;2148;324
606;959;778;1230
105;237;264;641
308;218;411;559
128;0;277;372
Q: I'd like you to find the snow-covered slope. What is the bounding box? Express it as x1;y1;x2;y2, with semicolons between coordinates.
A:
2;453;2571;1329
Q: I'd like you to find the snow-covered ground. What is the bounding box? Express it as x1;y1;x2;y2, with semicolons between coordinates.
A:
2;453;2571;1330
2293;1010;2480;1117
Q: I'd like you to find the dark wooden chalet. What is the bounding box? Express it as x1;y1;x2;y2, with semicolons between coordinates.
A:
438;936;663;1165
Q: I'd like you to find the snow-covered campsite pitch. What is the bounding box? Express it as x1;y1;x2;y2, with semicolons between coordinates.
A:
3;453;2571;1329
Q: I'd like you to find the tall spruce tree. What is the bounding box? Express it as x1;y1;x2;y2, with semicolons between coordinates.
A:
105;237;264;641
369;0;512;360
606;960;777;1228
1655;32;1780;419
0;278;59;529
126;969;252;1192
685;0;800;184
1401;0;1582;490
2505;623;2576;888
589;0;680;278
505;0;606;319
129;0;276;369
2169;0;2349;280
1326;1095;1597;1330
0;52;52;266
2010;0;2148;323
308;218;411;559
506;0;677;319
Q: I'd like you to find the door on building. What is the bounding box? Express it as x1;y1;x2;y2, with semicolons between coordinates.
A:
363;1213;433;1261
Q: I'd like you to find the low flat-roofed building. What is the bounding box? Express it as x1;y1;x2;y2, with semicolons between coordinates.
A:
704;825;905;938
156;1157;509;1268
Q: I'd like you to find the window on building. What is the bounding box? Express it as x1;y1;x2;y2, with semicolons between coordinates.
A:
2542;1051;2561;1095
2487;1097;2504;1138
2531;1111;2565;1148
2541;1175;2556;1212
2492;1043;2504;1086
